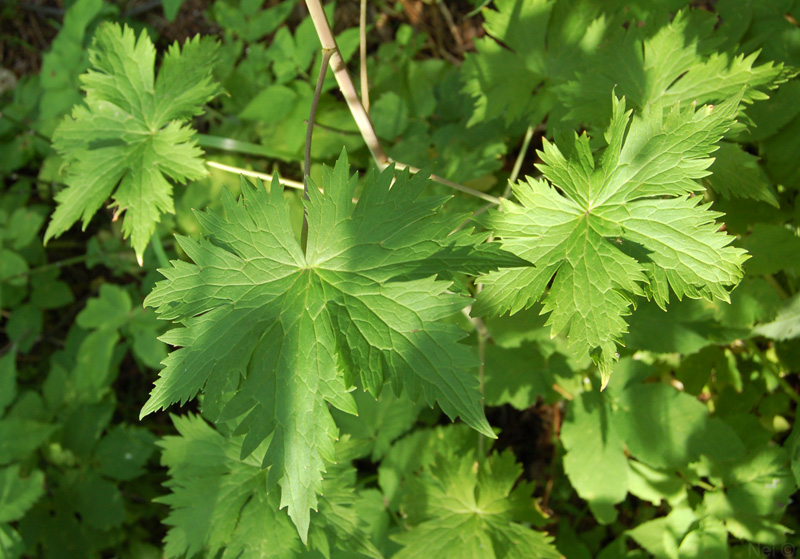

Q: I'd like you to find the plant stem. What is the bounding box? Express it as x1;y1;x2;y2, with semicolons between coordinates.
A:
302;48;335;252
150;233;170;269
197;134;288;159
303;0;495;204
206;161;304;190
463;306;490;456
304;0;386;166
508;125;535;187
391;161;500;205
0;111;52;143
747;340;800;404
452;125;536;233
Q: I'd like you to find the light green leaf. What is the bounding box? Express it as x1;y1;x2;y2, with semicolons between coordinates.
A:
627;503;697;559
392;451;561;559
159;414;379;559
561;390;628;524
76;284;132;331
143;152;515;540
557;9;787;128
705;142;778;207
45;23;220;262
0;466;44;524
704;447;794;544
0;419;55;465
678;517;729;559
477;94;747;384
754;292;800;341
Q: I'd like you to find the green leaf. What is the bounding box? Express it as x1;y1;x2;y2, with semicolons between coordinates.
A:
0;419;55;465
461;0;613;128
38;0;104;123
330;389;420;461
705;142;778;207
158;414;379;559
75;471;125;531
612;383;744;469
0;352;17;416
76;284;132;331
162;0;185;21
0;466;44;524
392;451;560;559
477;94;748;384
754;292;800;341
0;524;24;559
556;9;788;129
159;415;280;559
378;425;476;510
94;425;157;481
786;417;800;488
742;224;800;276
143;152;513;540
461;0;552;126
45;23;221;262
561;390;628;524
704;447;794;544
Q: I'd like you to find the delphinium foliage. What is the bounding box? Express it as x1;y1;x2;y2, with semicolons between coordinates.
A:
0;0;799;558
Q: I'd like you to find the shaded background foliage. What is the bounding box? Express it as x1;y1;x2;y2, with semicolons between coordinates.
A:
1;0;799;557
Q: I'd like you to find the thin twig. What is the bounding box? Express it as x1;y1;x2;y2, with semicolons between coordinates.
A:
359;0;370;115
311;121;360;135
206;161;304;190
462;305;491;456
391;161;500;205
508;124;535;187
453;124;537;232
303;0;493;205
437;1;464;51
302;48;335;251
305;0;386;165
0;110;52;143
150;233;170;269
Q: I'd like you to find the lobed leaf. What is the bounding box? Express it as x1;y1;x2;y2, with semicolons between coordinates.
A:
143;151;515;539
45;23;220;263
477;95;748;384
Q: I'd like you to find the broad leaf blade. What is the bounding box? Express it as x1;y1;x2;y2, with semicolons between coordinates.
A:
144;152;506;539
46;23;220;262
477;95;747;383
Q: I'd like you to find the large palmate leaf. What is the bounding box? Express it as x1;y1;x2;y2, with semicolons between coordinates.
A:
476;95;748;384
45;23;220;263
143;152;518;540
392;450;561;559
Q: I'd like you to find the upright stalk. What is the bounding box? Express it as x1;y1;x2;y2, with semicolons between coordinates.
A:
302;0;496;204
304;0;386;166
